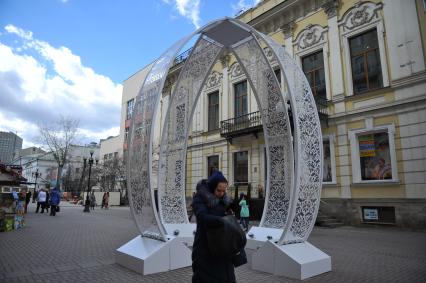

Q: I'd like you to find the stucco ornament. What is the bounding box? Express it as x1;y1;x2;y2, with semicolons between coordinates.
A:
126;18;322;245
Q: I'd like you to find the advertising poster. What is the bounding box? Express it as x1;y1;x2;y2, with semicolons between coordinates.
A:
359;132;392;180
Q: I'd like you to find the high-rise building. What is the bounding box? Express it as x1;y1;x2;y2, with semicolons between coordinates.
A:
0;131;23;164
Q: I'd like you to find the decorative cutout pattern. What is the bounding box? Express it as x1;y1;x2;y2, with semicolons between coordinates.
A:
232;37;294;229
257;31;323;244
158;38;223;225
127;35;191;240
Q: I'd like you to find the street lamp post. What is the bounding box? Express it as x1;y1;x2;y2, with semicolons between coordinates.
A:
32;169;41;193
83;149;95;213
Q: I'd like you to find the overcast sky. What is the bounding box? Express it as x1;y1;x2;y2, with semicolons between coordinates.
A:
0;0;261;148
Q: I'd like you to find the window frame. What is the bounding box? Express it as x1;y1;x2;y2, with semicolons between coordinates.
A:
295;44;331;101
322;135;337;185
234;80;248;118
207;91;220;131
349;28;383;94
301;50;328;99
349;124;398;184
126;99;135;120
207;155;220;178
233;150;249;185
342;21;389;96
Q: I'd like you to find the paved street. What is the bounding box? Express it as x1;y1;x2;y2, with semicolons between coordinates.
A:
0;203;425;283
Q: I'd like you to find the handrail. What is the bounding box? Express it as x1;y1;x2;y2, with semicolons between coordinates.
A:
173;47;193;66
314;95;328;116
220;111;262;135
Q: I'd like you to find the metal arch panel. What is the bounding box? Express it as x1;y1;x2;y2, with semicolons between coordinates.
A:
230;36;295;230
254;31;323;244
127;35;194;241
127;17;322;245
158;37;223;226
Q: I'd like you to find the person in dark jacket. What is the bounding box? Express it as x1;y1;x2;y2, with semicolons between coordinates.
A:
25;190;32;214
192;170;235;283
49;187;61;216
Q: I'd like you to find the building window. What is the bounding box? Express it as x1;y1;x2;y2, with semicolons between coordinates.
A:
124;127;129;141
302;50;326;99
322;136;336;184
234;80;248;118
234;151;248;184
208;91;219;131
349;125;398;183
207;155;219;177
349;29;383;94
358;132;392;180
126;99;135;120
323;140;332;182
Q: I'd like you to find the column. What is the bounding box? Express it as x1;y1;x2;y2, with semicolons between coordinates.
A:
323;0;345;103
281;21;295;58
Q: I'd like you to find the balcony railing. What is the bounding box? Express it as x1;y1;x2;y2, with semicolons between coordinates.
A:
173;47;193;66
220;111;262;138
315;96;328;117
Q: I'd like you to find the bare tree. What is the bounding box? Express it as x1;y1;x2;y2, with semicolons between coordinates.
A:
99;156;126;192
38;116;79;189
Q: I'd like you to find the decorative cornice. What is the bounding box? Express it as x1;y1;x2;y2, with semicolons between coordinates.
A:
294;24;328;51
339;1;383;32
229;62;244;78
263;46;277;64
281;21;296;39
322;0;341;19
205;71;223;89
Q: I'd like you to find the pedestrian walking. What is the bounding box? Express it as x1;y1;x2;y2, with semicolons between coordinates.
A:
101;192;106;209
45;189;50;213
25;190;31;214
239;194;250;232
32;189;37;203
192;170;240;283
49;187;61;216
90;192;96;210
103;192;109;209
36;189;47;213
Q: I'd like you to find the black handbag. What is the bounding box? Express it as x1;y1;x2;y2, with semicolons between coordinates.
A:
56;206;60;212
207;215;247;258
232;248;247;267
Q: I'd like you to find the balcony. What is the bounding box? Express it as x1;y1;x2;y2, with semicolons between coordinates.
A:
172;47;193;67
315;96;328;120
220;99;328;141
220;111;262;142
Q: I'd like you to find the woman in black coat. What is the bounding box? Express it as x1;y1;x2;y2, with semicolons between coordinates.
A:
192;170;235;283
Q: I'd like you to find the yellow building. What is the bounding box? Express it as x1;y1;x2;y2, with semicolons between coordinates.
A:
121;0;426;229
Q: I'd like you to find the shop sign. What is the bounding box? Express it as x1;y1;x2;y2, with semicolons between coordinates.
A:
363;208;379;220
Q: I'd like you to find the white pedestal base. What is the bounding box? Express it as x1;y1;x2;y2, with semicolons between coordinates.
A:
251;240;331;280
164;223;196;247
115;235;192;275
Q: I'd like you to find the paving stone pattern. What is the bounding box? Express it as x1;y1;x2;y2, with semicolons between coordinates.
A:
0;203;425;282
